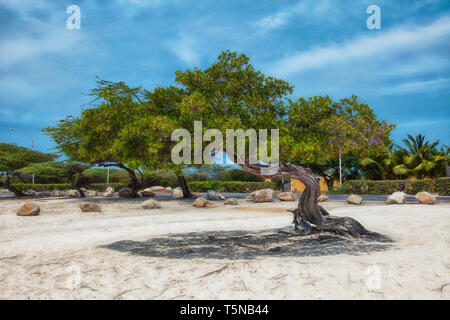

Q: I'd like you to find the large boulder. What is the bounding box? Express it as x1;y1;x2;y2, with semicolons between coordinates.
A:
318;195;328;202
118;187;133;198
224;198;238;205
247;189;274;203
172;188;183;199
138;188;155;197
347;194;363;205
386;191;407;204
142;199;162;209
17;202;40;216
165;187;172;192
207;190;225;201
148;186;167;193
415;192;436;204
193;197;208;207
79;202;102;212
277;192;296;201
103;187;114;197
67;190;80;198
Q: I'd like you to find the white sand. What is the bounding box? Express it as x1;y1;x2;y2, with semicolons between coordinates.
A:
0;197;449;299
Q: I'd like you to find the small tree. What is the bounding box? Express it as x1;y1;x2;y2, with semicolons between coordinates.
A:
0;143;55;196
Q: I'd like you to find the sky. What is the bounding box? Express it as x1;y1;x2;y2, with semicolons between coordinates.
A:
0;0;449;155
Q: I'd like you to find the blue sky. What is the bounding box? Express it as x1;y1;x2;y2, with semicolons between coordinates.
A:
1;0;449;154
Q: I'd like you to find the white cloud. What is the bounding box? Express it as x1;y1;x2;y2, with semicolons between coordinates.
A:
397;118;450;128
268;16;450;76
167;32;200;65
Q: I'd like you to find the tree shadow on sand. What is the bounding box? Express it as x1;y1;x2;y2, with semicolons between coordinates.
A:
101;228;394;260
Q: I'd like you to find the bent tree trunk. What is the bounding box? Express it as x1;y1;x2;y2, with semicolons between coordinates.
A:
178;175;194;198
0;174;26;197
239;162;374;237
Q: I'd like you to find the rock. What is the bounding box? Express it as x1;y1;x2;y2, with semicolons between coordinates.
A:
103;187;114;197
87;190;98;197
165;187;172;192
142;199;162;209
318;195;328;202
138;188;155;197
347;194;363;205
52;190;65;197
118;187;133;198
277;192;297;201
26;189;39;196
207;190;225;201
247;189;274;202
172;189;183;199
193;197;208;207
80;187;87;193
386;191;407;204
224;198;238;205
415;192;436;204
79;202;102;212
17;202;40;216
40;191;52;197
148;186;166;192
67;190;80;197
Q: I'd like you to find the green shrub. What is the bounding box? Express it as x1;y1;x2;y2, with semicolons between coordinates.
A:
343;179;436;195
9;182;129;192
436;177;450;196
188;181;277;193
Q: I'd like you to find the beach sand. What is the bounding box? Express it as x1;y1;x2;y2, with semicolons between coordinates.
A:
0;197;449;299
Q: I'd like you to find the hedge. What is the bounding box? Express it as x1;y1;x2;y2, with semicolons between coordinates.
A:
188;181;277;193
343;178;450;195
436;177;450;196
9;182;129;193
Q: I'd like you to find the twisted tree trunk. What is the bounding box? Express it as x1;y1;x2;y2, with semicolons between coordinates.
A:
238;162;373;237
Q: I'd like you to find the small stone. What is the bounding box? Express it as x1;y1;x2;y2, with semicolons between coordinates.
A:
224;198;238;205
277;192;297;201
347;194;363;205
172;189;183;199
67;190;80;197
87;190;98;197
193;197;208;207
17;202;40;216
26;189;39;196
142;199;162;209
52;190;65;197
103;187;114;197
318;195;328;202
386;191;407;204
415;192;436;204
79;202;102;212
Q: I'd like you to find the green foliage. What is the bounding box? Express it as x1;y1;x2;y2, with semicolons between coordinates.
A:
436;177;450;196
188;181;277;193
343;179;436;195
9;182;129;193
0;143;56;173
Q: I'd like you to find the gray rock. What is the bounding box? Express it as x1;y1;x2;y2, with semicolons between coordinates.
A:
277;192;297;201
386;191;407;204
67;189;80;197
138;189;155;197
224;198;238;205
207;190;225;201
118;187;133;198
247;189;274;203
172;189;183;199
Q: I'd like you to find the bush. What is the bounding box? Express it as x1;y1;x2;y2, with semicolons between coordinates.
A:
343;179;436;195
436;177;450;196
188;181;277;193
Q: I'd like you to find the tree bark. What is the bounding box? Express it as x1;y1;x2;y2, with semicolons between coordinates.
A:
1;173;26;197
236;161;374;237
178;175;194;198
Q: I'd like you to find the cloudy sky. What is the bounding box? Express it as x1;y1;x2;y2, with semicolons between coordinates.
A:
1;0;449;153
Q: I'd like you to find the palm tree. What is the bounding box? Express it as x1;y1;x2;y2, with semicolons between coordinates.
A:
395;134;444;179
361;145;405;180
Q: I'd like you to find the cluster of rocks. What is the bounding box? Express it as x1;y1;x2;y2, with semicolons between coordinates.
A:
386;191;436;205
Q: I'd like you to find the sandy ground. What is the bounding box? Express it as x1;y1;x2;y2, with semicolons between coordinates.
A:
0;196;449;300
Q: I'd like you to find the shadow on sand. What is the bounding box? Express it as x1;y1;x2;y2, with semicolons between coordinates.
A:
101;228;394;260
